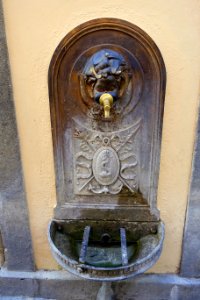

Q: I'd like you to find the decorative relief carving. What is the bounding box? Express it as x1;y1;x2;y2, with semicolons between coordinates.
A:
73;119;141;195
92;147;120;186
80;49;131;103
79;48;143;120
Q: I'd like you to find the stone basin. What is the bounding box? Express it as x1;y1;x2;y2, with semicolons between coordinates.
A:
48;220;164;281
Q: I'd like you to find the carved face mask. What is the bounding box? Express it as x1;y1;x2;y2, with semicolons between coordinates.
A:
82;49;130;102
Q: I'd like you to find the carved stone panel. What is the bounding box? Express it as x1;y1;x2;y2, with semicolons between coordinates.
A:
48;18;166;221
73;119;140;195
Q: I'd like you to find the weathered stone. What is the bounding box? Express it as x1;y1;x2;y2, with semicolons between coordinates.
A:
0;271;200;300
96;282;115;300
0;231;4;266
0;0;34;271
180;105;200;277
114;274;200;300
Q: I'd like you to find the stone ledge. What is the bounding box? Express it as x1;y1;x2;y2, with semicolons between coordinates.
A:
0;270;200;300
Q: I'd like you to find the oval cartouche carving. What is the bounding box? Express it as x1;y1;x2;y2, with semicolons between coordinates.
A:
92;147;120;186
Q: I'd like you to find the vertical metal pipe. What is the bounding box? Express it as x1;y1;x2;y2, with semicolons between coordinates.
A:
120;228;128;266
79;226;91;264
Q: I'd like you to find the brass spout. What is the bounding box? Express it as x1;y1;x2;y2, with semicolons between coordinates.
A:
99;93;113;118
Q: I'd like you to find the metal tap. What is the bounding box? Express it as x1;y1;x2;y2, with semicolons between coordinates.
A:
99;93;113;118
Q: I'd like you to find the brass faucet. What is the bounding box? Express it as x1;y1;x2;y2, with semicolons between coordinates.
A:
99;93;113;118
